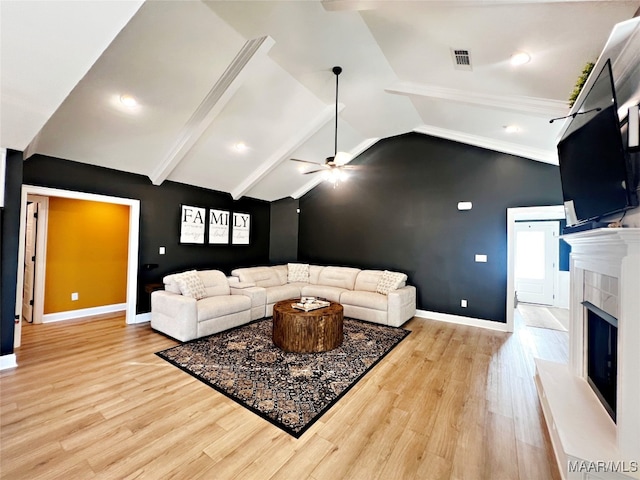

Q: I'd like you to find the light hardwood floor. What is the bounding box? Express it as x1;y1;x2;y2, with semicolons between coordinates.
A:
1;311;568;479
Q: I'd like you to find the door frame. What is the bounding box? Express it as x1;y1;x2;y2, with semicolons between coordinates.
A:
15;186;141;348
506;205;565;332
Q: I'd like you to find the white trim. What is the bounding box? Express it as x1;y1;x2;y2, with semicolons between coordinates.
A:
151;36;275;186
506;205;566;332
415;309;509;332
413;124;558;165
0;148;6;207
42;303;126;323
387;81;568;118
15;185;140;354
232;103;343;200
0;354;18;371
134;312;151;324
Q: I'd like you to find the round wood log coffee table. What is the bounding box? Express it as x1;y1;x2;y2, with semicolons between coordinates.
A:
272;299;344;353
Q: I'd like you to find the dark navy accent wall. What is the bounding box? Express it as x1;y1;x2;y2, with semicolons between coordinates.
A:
1;151;23;355
21;155;271;315
298;133;563;323
269;197;299;264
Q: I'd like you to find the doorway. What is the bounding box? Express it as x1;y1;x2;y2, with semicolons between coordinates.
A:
15;185;141;350
514;220;559;306
506;205;566;332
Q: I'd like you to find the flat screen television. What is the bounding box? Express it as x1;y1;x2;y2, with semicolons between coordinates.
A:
557;59;638;227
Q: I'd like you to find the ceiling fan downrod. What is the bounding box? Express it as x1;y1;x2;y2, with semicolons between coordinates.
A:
332;66;342;159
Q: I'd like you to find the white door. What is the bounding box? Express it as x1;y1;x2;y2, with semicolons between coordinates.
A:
514;221;559;306
22;203;38;323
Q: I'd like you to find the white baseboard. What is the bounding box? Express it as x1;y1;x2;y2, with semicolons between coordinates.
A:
415;309;510;332
42;303;126;323
133;312;151;324
0;354;18;370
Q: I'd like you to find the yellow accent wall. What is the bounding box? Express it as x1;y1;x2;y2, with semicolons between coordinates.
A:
44;198;129;314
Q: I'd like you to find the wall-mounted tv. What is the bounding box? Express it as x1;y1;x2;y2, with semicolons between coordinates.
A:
557;59;638;227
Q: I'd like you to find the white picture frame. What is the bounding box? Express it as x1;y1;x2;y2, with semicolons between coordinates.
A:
180;205;206;244
209;209;230;244
232;212;250;245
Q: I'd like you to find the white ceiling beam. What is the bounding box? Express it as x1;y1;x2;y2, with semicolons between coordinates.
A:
386;81;569;118
291;137;380;199
149;36;275;186
230;103;344;200
413;124;558;164
322;0;617;11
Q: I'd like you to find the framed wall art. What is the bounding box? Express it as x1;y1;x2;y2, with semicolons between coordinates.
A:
180;205;206;244
209;209;230;244
232;212;250;245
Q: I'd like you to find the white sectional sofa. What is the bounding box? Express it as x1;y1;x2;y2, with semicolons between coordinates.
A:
151;264;416;342
230;264;416;327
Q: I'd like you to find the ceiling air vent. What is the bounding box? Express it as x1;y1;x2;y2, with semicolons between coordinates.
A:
451;48;472;71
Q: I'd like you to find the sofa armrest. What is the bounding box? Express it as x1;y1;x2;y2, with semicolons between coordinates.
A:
150;290;198;341
387;285;416;327
152;290;196;316
230;285;266;320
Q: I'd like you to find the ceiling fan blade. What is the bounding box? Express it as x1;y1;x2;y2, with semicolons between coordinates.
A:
339;165;359;170
290;158;321;165
303;169;325;175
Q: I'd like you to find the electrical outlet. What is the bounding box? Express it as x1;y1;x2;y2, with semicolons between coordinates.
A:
71;292;79;301
159;247;166;255
461;299;467;308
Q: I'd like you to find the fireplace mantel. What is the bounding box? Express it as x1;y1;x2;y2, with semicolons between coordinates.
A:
535;228;640;479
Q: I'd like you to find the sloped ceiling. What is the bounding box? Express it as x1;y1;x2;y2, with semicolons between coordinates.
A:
1;0;638;201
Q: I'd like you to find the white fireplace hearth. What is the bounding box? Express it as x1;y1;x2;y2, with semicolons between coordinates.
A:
535;228;640;480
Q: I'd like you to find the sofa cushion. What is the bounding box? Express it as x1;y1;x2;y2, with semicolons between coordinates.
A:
309;265;323;284
265;284;302;304
316;266;360;290
300;285;347;303
354;270;385;293
198;270;231;297
376;270;408;295
273;265;288;285
197;295;251;321
231;267;282;288
173;270;207;299
340;290;388;311
287;263;309;283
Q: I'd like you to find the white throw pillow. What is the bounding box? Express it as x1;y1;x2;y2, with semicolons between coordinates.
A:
174;270;207;300
376;270;407;295
288;263;310;283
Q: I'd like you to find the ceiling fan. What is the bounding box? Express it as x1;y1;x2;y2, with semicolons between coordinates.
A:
290;66;357;183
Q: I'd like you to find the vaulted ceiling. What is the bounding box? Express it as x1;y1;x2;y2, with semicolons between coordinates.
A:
2;1;638;201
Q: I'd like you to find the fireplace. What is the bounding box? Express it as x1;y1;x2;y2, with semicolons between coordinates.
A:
584;301;617;423
534;228;640;480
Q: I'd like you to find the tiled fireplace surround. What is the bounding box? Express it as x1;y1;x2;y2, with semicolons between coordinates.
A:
535;228;640;480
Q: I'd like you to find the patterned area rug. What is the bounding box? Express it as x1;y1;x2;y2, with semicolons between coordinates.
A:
156;317;409;438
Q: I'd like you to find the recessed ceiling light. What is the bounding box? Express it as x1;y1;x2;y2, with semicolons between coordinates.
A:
119;94;138;107
234;142;248;152
511;51;531;66
504;125;521;133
